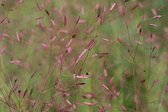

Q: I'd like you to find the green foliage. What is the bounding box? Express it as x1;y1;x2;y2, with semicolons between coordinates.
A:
0;0;168;112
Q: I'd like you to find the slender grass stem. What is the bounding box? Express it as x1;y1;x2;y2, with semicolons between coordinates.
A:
0;88;14;112
122;15;138;111
156;80;167;112
147;43;153;88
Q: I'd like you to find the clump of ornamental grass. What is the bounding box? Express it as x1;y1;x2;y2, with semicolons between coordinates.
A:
0;0;168;112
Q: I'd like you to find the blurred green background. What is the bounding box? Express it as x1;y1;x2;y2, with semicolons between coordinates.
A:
0;0;168;112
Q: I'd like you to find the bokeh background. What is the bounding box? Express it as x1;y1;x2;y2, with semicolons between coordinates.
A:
0;0;168;112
